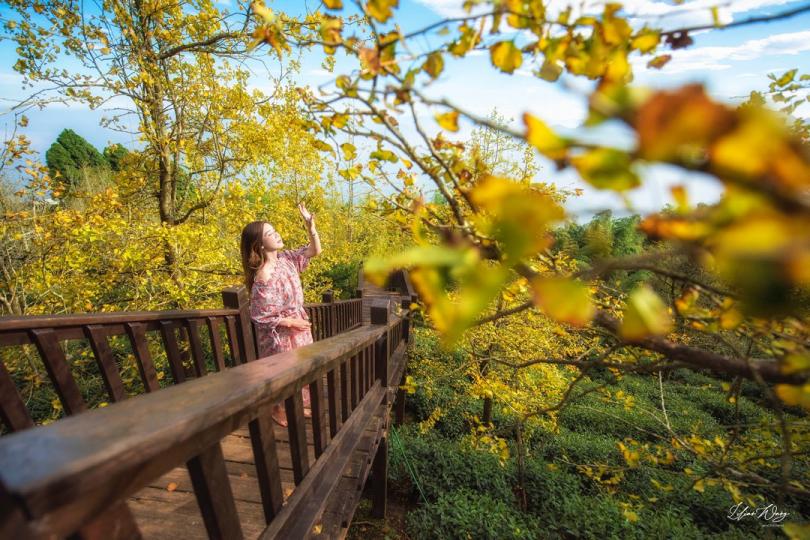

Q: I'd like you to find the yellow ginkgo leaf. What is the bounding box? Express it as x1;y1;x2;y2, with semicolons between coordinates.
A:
647;54;671;69
423;52;444;79
489;41;522;74
571;148;640;191
531;277;595;326
631;29;660;53
366;0;398;23
340;142;356;160
782;354;810;375
775;384;810;410
523;113;567;161
434;110;459;132
323;0;342;9
620;285;673;341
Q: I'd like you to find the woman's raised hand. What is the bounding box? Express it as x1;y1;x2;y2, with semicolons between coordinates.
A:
298;202;315;231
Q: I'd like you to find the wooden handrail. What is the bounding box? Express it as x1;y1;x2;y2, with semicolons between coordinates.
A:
0;298;361;347
0;310;407;538
0;288;365;434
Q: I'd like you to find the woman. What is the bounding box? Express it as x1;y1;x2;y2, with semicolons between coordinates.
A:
240;202;322;426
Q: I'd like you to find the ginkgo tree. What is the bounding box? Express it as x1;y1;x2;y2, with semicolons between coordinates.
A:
3;0;313;280
242;0;810;518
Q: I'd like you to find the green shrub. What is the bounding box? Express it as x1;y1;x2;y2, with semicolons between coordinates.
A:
389;427;515;503
406;489;541;540
535;428;620;467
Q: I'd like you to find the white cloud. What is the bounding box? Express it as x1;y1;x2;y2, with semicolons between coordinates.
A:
633;29;810;73
307;68;334;77
417;0;799;31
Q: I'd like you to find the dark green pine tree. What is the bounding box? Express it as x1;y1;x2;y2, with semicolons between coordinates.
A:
45;129;107;193
103;143;129;171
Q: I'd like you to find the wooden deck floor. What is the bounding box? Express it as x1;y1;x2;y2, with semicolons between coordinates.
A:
129;394;386;539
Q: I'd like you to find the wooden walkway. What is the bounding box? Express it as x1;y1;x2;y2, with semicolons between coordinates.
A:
129;411;383;539
0;270;417;540
128;339;406;539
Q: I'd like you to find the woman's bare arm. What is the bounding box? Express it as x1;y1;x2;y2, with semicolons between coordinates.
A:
299;202;322;259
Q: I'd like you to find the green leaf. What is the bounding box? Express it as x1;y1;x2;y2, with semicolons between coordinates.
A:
489;41;522;74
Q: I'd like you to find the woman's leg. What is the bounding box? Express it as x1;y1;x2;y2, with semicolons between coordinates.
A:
271;401;287;427
302;384;312;418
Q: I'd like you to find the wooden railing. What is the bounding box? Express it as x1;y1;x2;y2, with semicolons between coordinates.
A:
0;289;363;434
0;302;410;539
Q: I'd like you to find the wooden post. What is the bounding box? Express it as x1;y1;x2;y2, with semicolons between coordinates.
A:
394;368;406;426
400;299;411;344
222;287;256;363
187;442;243;539
370;436;388;519
249;406;284;523
371;304;390;388
322;290;337;337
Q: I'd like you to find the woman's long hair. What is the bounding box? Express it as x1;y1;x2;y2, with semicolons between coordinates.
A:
241;220;269;291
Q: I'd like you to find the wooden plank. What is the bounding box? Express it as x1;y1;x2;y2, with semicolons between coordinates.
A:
129;493;208;540
350;354;358;410
285;391;310;484
30;329;86;415
259;383;385;540
224;316;241;366
84;325;127;403
248;408;284;523
371;436;388;518
319;414;384;537
159;322;185;385
0;360;34;432
339;361;349;423
129;486;266;540
125;323;160;392
186;442;243;540
309;377;328;458
326;368;339;438
365;346;372;392
206;318;225;372
185;320;207;377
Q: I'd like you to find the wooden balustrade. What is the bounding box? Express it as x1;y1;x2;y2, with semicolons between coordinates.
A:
0;305;409;539
0;289;364;434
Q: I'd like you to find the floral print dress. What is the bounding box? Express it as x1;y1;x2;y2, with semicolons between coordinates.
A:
250;245;313;357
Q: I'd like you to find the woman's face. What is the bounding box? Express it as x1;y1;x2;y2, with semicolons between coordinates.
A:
261;223;284;252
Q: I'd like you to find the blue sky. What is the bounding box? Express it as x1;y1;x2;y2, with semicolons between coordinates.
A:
1;0;809;218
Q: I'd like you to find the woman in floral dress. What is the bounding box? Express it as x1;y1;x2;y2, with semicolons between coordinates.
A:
240;202;322;426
